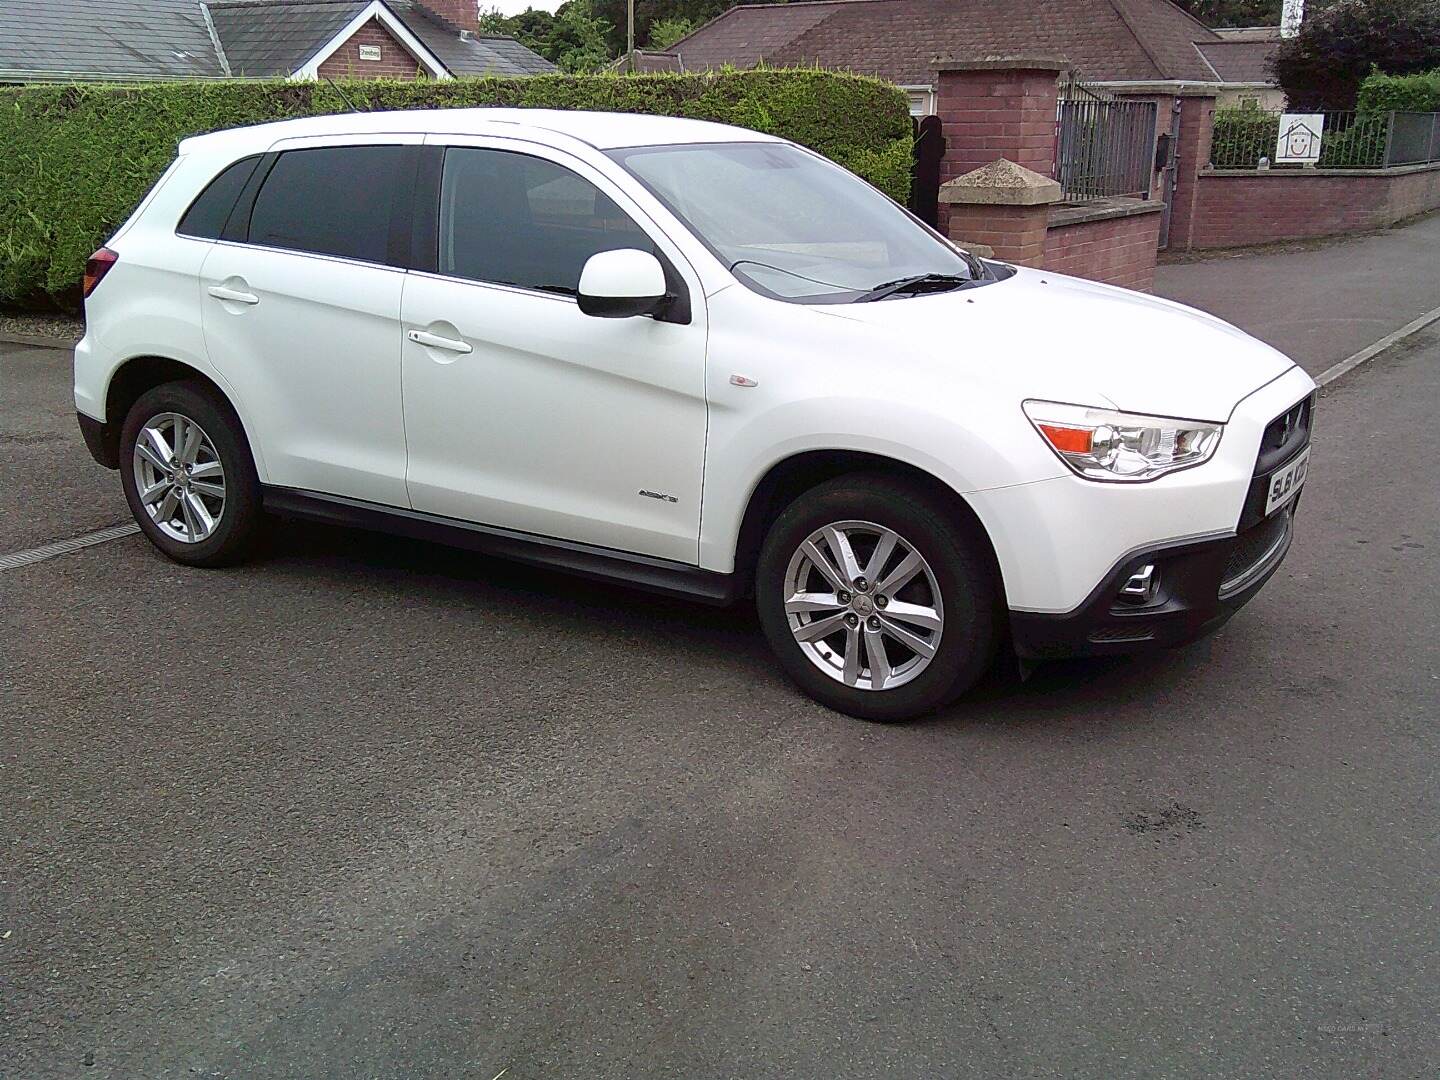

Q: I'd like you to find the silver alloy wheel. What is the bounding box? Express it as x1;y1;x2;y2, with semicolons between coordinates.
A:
132;412;226;543
783;519;944;691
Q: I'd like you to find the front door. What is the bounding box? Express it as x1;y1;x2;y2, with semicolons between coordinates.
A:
199;138;418;506
400;139;708;564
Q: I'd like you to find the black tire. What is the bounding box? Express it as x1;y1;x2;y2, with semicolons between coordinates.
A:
756;473;999;722
119;379;262;568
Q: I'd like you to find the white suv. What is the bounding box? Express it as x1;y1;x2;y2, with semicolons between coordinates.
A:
75;109;1316;720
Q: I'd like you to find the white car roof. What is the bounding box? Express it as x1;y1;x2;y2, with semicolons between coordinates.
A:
178;108;783;156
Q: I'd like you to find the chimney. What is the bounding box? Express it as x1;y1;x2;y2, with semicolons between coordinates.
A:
420;0;479;33
1280;0;1304;38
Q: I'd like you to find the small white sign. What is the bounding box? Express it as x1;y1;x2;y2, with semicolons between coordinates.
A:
358;44;382;61
1275;113;1324;164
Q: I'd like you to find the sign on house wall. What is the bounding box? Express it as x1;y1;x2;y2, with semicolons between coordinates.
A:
1275;113;1324;164
358;44;382;61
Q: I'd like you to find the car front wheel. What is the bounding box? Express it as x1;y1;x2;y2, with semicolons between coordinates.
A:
756;473;999;721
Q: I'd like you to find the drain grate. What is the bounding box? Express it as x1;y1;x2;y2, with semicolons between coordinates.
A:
0;523;140;572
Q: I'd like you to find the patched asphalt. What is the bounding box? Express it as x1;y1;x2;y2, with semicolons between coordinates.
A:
2;332;1437;1078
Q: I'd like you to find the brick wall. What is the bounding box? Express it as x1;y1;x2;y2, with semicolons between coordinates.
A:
317;19;425;80
1043;207;1164;291
1186;163;1440;249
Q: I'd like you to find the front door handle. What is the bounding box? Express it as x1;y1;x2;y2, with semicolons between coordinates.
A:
408;329;472;354
207;285;259;305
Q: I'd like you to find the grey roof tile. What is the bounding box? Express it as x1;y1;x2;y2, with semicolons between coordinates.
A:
0;0;226;80
208;0;367;76
673;0;1226;86
0;0;553;81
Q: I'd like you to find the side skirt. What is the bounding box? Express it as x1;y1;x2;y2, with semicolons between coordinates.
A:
261;487;741;606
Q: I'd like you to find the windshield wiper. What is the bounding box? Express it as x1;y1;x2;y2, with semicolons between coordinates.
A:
855;273;972;303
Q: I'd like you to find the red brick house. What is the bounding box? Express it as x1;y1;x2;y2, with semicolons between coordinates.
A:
0;0;555;84
649;0;1274;114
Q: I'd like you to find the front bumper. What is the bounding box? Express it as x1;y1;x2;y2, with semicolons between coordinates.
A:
1009;500;1298;658
1007;387;1315;660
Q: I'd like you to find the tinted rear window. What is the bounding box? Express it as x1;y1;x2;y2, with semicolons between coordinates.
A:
177;155;261;240
248;145;407;264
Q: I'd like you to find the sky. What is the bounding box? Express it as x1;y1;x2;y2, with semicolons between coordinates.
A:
483;0;564;15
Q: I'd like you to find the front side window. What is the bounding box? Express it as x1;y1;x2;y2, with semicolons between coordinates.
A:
438;147;655;295
248;145;407;264
610;141;980;303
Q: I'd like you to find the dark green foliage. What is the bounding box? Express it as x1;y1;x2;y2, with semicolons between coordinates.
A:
1357;67;1440;110
1273;0;1440;109
1169;0;1282;25
479;1;612;71
1210;108;1281;168
1210;106;1392;168
0;70;911;307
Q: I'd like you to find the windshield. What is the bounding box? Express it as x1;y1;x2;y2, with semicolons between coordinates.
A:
609;141;981;304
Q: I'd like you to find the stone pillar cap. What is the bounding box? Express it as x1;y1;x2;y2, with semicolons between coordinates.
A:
931;56;1071;74
938;159;1063;206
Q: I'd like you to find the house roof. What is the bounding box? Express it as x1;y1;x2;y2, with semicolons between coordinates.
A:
207;0;557;78
0;0;555;82
612;50;686;73
1195;39;1278;83
668;0;1233;87
0;0;226;81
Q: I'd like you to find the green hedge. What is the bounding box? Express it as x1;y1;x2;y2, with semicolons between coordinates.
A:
1357;67;1440;111
0;70;912;307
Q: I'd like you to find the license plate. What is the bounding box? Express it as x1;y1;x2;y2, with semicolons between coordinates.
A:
1265;448;1309;515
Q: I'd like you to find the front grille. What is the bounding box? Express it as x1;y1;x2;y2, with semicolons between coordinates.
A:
1256;394;1314;476
1220;507;1292;597
1089;625;1156;643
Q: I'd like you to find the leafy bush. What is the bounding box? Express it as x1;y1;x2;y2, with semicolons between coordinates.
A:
1210;107;1392;168
1357;67;1440;111
1273;0;1440;110
0;70;911;307
1210;108;1281;168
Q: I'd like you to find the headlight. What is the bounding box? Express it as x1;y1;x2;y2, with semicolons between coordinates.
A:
1023;400;1223;482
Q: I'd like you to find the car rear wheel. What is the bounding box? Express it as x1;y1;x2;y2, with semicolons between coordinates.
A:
120;380;261;567
756;473;999;721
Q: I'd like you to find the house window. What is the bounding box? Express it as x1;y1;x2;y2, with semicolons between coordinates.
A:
901;86;935;118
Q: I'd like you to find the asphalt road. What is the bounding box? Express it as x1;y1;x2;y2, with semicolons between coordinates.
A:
1154;211;1440;374
2;330;1438;1078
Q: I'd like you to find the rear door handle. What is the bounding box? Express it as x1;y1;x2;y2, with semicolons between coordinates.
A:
208;285;259;305
408;329;472;354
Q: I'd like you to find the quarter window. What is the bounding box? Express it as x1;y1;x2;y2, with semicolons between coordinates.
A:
248;145;408;264
438;147;654;294
177;155;261;240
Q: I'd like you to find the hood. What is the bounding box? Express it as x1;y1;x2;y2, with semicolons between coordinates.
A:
813;266;1294;421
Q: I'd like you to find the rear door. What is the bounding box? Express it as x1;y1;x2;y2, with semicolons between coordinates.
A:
198;136;420;506
399;137;709;563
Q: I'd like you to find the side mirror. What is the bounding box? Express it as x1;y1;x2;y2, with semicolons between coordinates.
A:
578;248;671;319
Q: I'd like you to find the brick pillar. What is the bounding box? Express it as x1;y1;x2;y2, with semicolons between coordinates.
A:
931;57;1068;234
940;158;1062;267
1166;91;1218;252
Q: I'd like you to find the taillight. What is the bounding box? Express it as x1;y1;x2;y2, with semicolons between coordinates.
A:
82;247;118;299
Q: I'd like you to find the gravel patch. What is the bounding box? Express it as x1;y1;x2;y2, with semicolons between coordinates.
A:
0;313;85;343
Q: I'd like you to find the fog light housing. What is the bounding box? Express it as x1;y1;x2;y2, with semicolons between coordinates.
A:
1119;563;1159;604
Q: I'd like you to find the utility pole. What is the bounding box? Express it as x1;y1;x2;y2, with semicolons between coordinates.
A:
627;0;636;71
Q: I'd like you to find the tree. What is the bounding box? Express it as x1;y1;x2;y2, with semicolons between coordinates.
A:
646;15;696;48
1272;0;1440;108
1170;0;1283;25
478;0;616;71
